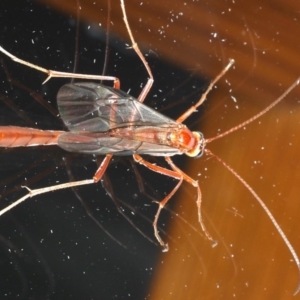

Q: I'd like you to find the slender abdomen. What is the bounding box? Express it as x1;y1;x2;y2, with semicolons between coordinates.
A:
0;126;64;147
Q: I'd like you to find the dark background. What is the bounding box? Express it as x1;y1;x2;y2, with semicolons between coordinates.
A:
0;1;205;299
0;0;300;299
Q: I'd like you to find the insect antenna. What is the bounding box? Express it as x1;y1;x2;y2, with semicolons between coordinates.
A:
205;148;300;295
206;78;300;143
203;77;300;294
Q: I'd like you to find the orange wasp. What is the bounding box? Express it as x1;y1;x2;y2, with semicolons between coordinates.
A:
0;0;299;294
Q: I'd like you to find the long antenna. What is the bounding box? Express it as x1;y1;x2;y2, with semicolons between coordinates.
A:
206;78;300;143
205;148;300;295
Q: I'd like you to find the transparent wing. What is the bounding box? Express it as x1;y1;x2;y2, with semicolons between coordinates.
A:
57;131;181;156
57;83;182;156
57;83;178;132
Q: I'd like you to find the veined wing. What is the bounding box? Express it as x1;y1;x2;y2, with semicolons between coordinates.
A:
57;83;178;132
56;83;185;156
57;130;182;156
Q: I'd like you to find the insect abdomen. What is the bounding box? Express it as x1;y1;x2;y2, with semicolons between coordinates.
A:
0;126;63;147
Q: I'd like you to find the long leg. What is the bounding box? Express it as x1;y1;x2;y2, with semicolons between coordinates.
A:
120;0;154;103
0;1;152;100
63;155;129;249
130;158;161;202
0;2;150;96
164;157;215;244
0;155;112;217
176;59;234;123
133;154;182;250
0;46;121;88
133;154;216;251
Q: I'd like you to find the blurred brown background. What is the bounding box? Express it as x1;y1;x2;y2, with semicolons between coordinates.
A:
7;0;300;298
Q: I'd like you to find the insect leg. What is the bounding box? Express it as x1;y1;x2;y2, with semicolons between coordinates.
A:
176;59;234;124
120;0;154;103
165;157;216;244
133;154;184;251
0;155;112;217
0;46;120;87
130;158;161;202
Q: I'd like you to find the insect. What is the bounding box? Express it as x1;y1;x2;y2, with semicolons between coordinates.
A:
0;0;300;294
